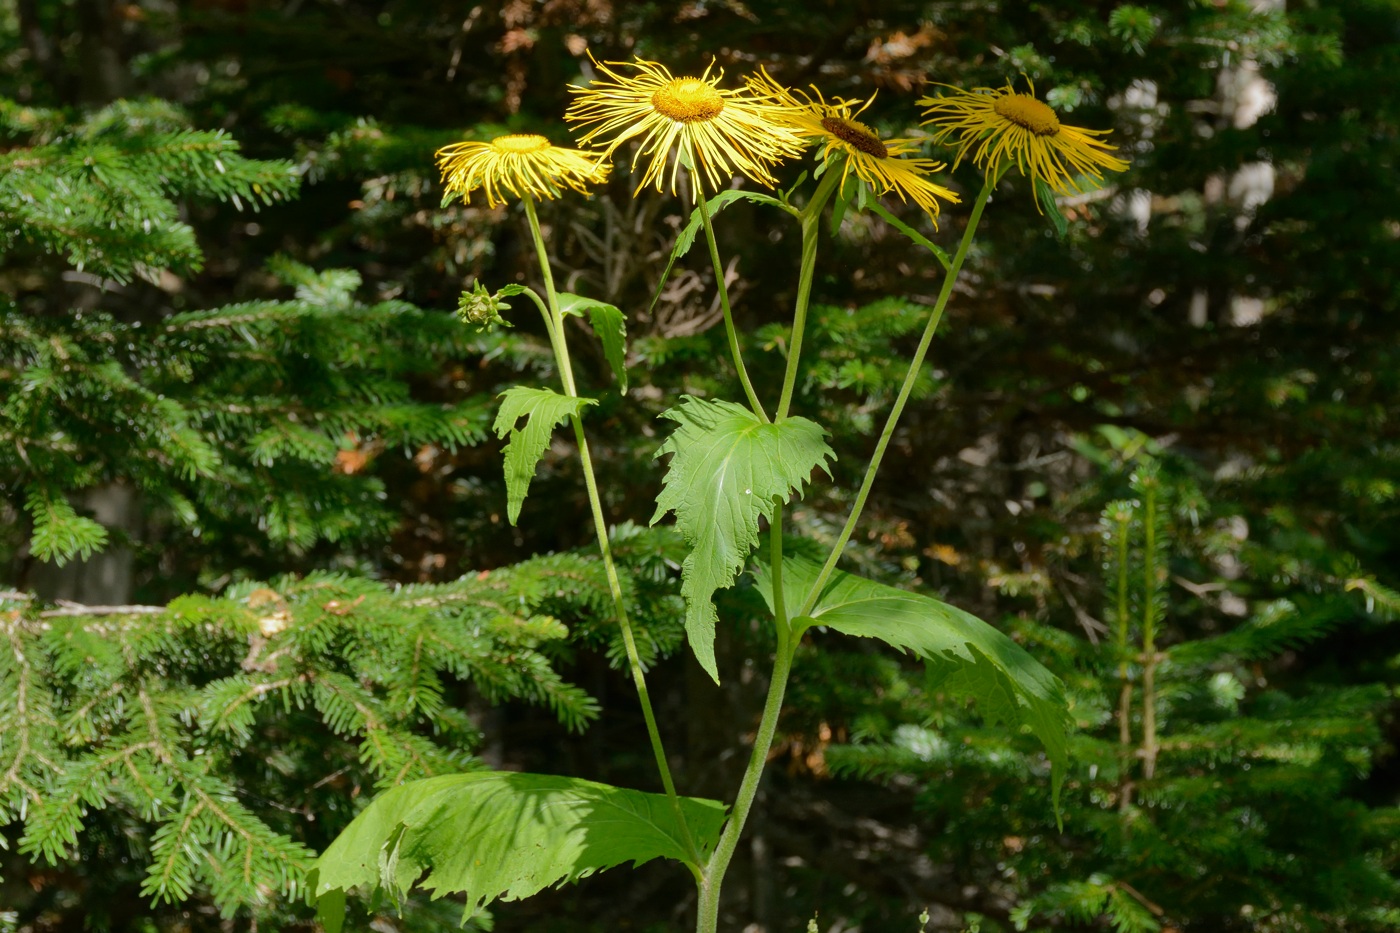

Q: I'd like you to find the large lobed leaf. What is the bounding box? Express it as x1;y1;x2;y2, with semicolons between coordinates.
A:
652;398;834;681
493;387;595;525
754;556;1071;811
310;772;726;929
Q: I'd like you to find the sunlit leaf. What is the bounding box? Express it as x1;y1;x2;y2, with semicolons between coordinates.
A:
559;293;628;393
493;387;595;525
310;772;727;928
754;555;1070;813
652;398;834;681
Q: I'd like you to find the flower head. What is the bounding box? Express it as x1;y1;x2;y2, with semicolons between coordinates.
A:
435;134;609;208
919;80;1128;203
751;71;958;225
565;56;805;197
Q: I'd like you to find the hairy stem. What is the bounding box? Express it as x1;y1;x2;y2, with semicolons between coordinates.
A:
695;185;769;423
798;178;995;616
523;195;697;859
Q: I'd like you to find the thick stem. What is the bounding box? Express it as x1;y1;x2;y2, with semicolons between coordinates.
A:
797;178;995;617
695;186;769;422
775;170;843;420
523;196;697;859
696;618;795;933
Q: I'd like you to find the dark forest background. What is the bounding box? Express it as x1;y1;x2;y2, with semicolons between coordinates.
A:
1;1;1397;931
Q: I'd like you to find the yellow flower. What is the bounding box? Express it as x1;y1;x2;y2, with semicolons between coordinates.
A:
750;71;958;225
434;134;609;208
919;80;1128;200
565;56;805;197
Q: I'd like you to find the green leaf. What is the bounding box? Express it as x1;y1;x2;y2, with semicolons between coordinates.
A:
309;772;727;924
559;293;628;393
865;201;952;270
1036;178;1069;240
753;556;1071;814
652;398;834;681
829;175;855;235
649;189;796;314
493;387;595;525
315;887;346;933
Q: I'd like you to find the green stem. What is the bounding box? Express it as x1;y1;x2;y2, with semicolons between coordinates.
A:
769;499;787;632
798;177;995;617
776;169;842;420
695;184;769;423
513;284;559;352
692;171;844;923
696;611;795;933
522;196;576;395
568;415;695;849
522;195;697;860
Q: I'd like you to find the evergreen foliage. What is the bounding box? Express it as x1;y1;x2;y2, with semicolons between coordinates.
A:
825;456;1399;931
3;257;493;572
0;96;511;589
0;97;297;284
1;540;684;926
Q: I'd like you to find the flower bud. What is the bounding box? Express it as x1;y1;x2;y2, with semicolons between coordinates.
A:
456;281;511;330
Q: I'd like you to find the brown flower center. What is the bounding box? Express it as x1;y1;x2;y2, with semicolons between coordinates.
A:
492;134;553;154
820;116;888;158
992;94;1060;137
652;79;725;123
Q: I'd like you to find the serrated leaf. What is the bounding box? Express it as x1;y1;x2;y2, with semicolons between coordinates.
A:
649;189;794;314
753;555;1071;815
310;772;727;924
652;398;834;681
493;387;595;525
559;293;628;393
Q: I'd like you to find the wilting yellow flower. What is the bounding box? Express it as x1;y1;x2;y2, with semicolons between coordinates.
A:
919;80;1128;201
566;56;805;197
751;71;957;225
435;134;609;208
